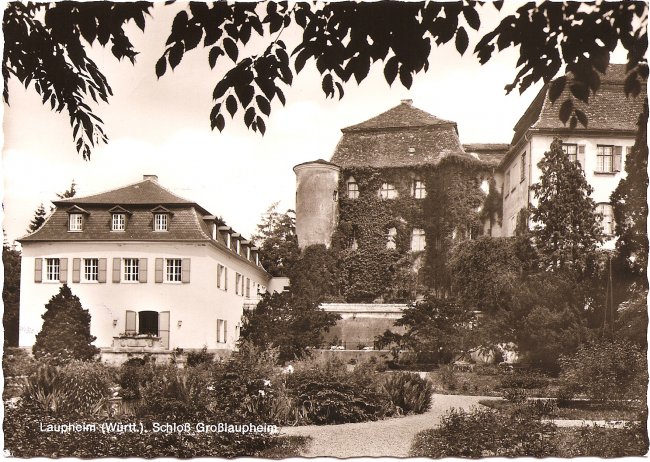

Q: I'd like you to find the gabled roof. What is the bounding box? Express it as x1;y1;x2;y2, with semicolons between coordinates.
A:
330;101;474;169
511;63;646;146
462;144;510;167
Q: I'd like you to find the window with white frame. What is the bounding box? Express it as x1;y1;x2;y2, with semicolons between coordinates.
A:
69;213;83;231
412;179;426;199
112;213;126;231
597;203;615;235
597;145;614;172
386;227;397;250
216;319;227;343
411;228;426;251
562;143;578;162
165;258;182;282
45;258;60;282
154;213;168;231
347;178;359;199
379;182;397;199
123;258;139;282
83;258;99;282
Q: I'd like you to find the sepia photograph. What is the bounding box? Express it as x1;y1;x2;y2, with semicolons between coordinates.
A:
2;0;648;458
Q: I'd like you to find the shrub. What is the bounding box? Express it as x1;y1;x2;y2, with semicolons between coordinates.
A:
32;285;100;364
56;361;112;415
410;408;558;457
558;422;649;457
118;360;155;400
499;371;549;390
558;339;647;401
503;388;528;404
521;399;558;418
438;364;458;390
186;346;215;367
381;373;433;414
3;348;38;377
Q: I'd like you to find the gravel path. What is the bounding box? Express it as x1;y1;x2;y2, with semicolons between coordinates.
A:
279;393;492;457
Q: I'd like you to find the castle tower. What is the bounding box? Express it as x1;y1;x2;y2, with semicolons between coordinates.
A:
293;159;340;249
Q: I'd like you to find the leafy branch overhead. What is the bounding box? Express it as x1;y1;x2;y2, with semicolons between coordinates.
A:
3;1;648;156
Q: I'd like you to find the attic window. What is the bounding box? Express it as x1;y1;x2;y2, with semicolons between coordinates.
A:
69;213;83;231
154;213;168;231
112;213;126;231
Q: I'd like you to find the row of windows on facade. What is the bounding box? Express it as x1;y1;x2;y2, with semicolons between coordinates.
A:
33;257;265;297
67;211;261;266
504;144;628;196
507;202;615;236
349;228;427;251
344;178;426;200
123;310;240;347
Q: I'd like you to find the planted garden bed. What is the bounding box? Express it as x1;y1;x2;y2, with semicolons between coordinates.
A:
479;398;647;421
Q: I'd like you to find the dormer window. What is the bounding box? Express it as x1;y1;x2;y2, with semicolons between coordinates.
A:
347;177;359;199
69;213;83;231
412;180;426;199
154;213;168;231
112;213;126;231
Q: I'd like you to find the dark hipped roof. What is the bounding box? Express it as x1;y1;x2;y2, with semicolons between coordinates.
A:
330;101;474;168
511;63;646;146
462;143;510;167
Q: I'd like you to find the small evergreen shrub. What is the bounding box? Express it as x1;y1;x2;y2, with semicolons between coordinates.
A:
439;364;458;390
499;371;549;390
118;360;155;400
381;372;433;414
503;387;528;404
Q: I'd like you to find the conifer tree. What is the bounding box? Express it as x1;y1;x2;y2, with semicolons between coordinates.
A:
27;203;48;233
530;138;603;273
611;101;648;285
33;284;99;363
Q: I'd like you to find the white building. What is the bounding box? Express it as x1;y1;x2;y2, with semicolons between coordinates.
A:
18;175;281;362
496;64;645;242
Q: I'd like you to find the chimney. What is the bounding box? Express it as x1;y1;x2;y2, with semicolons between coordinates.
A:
143;175;158;182
401;99;413;106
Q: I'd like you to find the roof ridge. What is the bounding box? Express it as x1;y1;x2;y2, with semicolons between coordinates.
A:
55;178;153;203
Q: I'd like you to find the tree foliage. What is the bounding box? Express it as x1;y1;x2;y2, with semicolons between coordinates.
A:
32;284;100;364
239;291;339;362
611;101;648;285
56;179;77;199
530;138;603;274
251;202;299;277
4;1;647;156
3;244;21;347
27;203;48;233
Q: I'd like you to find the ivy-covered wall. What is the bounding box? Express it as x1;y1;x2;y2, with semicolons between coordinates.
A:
328;156;490;303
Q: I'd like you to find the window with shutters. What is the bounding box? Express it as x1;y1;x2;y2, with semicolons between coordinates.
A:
83;258;99;282
165;259;182;282
112;213;126;231
217;319;227;343
596;145;614;172
69;213;83;231
412;179;426;199
45;258;60;282
154;213;168;231
379;182;397;199
411;229;426;251
347;177;359;199
597;203;615;236
217;264;227;290
123;258;139;282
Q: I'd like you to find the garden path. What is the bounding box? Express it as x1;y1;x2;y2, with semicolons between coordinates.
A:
279;393;492;457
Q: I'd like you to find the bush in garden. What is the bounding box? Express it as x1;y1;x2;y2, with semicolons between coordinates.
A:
499;370;549;390
559;422;649;457
503;388;528;404
118;359;155;400
521;399;558;418
22;363;65;413
558;339;647;401
380;372;433;414
186;346;215;367
32;285;99;365
55;361;113;415
438;364;458;390
3;347;38;377
410;407;558;457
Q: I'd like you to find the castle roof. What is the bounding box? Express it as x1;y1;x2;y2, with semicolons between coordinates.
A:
330;100;474;168
463;143;510;167
510;63;645;147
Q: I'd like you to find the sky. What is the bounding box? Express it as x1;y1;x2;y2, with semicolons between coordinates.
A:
0;1;626;246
